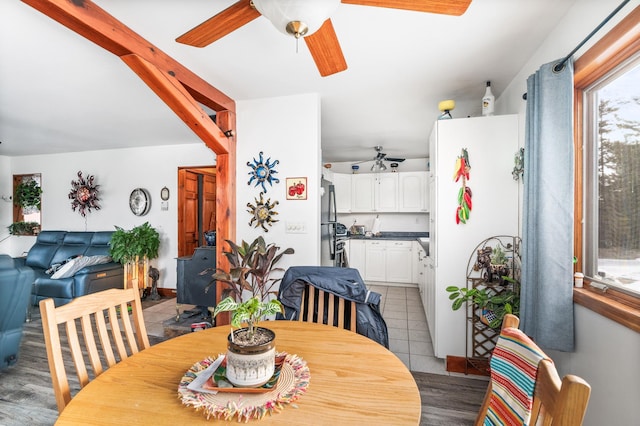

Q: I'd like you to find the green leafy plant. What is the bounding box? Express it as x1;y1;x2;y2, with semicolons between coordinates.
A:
14;179;42;210
209;236;294;341
8;221;40;236
446;276;520;329
490;245;507;265
109;222;160;264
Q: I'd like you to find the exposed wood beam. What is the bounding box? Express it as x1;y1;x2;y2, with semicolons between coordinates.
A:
21;0;234;113
121;54;229;154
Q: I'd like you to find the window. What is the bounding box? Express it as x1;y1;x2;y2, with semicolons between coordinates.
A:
574;5;640;331
583;55;640;298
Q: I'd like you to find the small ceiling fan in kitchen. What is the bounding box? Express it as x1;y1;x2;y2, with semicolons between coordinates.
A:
175;0;472;77
353;146;406;172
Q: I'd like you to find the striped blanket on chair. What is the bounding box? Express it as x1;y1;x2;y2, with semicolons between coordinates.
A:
484;327;548;426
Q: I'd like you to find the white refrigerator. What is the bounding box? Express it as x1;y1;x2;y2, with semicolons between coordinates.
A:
427;114;520;359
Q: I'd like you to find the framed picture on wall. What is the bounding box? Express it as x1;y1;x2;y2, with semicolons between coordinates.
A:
286;177;307;200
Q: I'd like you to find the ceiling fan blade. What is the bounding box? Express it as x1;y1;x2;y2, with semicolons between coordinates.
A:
341;0;472;16
176;0;260;47
385;157;406;162
304;19;348;77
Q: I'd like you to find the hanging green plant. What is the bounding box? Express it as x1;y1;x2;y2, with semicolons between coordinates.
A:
14;179;42;210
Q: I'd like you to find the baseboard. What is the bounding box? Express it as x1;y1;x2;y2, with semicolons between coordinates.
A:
446;355;490;376
157;288;176;298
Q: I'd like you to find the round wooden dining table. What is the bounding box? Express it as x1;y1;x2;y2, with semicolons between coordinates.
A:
55;320;421;425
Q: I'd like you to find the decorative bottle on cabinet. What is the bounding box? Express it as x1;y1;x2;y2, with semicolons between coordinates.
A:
482;81;494;116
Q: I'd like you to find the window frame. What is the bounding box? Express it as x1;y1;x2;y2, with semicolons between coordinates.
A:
573;5;640;332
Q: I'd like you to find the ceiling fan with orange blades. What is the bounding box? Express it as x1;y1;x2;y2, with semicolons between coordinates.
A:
176;0;472;77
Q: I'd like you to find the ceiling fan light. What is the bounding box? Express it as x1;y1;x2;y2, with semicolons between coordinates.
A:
253;0;340;38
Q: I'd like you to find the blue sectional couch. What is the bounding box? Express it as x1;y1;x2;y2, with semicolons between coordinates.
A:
0;254;34;370
13;231;125;308
1;231;124;370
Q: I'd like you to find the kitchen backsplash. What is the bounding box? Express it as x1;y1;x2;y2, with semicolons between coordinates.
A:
337;213;429;233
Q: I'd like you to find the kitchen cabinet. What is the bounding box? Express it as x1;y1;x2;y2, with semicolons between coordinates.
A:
374;173;398;212
348;239;366;273
348;239;415;284
330;172;427;213
351;174;376;211
427;115;519;359
364;240;386;281
398;172;428;212
332;173;352;213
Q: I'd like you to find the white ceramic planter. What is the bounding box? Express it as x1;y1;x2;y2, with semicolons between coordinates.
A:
225;327;276;387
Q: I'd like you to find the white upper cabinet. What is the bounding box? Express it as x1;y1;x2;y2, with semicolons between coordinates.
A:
331;171;428;213
333;173;352;213
351;174;376;211
398;171;428;212
374;173;398;212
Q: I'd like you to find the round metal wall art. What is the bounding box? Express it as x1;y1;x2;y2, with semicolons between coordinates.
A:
247;151;279;193
247;192;279;232
68;171;100;217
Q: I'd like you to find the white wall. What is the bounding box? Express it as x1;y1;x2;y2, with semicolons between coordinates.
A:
235;93;321;276
497;1;640;425
0;93;322;293
0;143;215;290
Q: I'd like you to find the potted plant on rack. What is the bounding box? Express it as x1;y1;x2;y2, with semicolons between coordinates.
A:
445;276;520;329
207;236;294;388
109;222;160;297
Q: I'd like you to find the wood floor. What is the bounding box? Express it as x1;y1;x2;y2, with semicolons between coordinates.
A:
0;313;486;425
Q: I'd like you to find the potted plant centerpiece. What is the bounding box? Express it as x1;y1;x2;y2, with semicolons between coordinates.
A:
209;236;294;388
109;222;160;296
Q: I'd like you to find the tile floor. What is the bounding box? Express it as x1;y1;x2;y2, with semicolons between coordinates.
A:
142;285;473;377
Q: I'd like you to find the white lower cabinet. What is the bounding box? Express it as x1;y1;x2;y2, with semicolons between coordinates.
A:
384;241;413;283
348;240;366;274
348;239;415;283
364;241;386;281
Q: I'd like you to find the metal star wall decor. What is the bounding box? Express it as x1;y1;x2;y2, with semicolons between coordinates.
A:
247;151;279;193
68;171;100;217
247;192;279;232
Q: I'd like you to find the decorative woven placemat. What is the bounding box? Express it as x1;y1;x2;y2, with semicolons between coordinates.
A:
178;352;310;421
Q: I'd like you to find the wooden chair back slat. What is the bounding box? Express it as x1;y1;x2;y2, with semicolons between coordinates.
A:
40;288;150;414
298;284;357;331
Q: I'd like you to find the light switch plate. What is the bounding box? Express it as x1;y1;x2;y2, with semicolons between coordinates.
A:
286;222;306;233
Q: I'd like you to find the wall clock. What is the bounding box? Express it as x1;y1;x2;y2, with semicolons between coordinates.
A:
160;186;170;201
129;188;151;216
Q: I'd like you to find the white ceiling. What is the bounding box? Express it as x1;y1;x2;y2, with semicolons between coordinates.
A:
0;0;578;163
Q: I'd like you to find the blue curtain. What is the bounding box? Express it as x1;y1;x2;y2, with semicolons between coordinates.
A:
521;58;575;351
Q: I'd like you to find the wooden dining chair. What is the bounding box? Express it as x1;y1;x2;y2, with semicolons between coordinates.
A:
475;314;591;426
39;287;150;413
298;283;357;331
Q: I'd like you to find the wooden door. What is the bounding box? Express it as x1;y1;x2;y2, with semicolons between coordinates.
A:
179;170;199;257
178;168;217;257
202;174;216;234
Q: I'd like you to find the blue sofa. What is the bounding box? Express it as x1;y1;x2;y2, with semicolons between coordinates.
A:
0;254;34;370
13;231;125;307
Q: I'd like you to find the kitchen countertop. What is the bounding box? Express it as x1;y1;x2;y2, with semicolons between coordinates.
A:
345;232;429;253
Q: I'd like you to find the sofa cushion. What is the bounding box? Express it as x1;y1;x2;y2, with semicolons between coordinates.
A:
25;231;66;269
50;232;94;266
0;255;14;270
51;255;112;279
85;231;115;257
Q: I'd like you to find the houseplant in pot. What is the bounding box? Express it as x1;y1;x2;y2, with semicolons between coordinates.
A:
109;222;160;296
209;236;294;387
